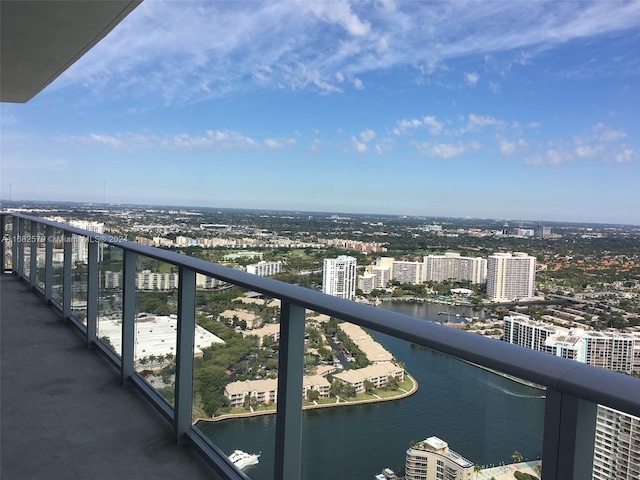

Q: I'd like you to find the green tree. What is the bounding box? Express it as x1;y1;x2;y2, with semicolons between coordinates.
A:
512;450;523;463
307;389;320;402
364;379;375;393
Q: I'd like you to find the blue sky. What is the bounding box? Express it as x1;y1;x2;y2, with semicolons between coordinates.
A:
2;0;640;224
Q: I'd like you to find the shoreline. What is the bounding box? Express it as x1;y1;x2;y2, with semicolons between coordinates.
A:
194;373;419;424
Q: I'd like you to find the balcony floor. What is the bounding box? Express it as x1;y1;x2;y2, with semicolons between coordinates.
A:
0;275;217;480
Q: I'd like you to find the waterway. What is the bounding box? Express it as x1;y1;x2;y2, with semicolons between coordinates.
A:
196;302;544;480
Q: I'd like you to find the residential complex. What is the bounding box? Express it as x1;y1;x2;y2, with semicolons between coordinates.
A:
246;260;283;276
322;255;357;300
486;252;536;302
503;315;640;374
404;437;474;480
503;315;640;479
423;252;487;284
392;260;423;284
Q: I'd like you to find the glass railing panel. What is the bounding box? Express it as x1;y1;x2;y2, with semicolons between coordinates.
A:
193;279;279;477
291;304;545;480
2;216;13;271
70;233;88;327
97;244;124;357
134;256;180;405
22;219;31;278
50;228;65;304
36;222;46;290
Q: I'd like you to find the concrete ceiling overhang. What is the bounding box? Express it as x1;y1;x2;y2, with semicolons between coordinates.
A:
1;0;142;103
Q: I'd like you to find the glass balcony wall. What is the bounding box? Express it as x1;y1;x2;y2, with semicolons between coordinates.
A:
133;255;179;405
1;212;639;480
98;244;124;357
50;228;65;305
35;222;46;290
70;233;88;327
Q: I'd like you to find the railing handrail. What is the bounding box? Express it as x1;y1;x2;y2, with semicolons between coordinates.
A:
6;211;640;419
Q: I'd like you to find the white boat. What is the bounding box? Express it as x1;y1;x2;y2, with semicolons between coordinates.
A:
228;449;260;470
374;468;397;479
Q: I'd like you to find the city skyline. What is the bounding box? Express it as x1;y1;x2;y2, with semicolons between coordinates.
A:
1;1;639;224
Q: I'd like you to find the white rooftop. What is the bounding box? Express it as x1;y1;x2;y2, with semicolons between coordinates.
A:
98;315;225;362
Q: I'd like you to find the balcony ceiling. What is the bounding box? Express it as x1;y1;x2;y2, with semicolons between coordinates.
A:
0;0;141;103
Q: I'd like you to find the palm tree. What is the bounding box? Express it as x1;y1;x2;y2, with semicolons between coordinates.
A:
474;464;482;478
511;450;524;463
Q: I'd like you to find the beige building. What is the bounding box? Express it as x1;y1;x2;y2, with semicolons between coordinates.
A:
224;374;331;408
332;362;404;394
224;379;278;408
241;323;280;346
218;309;262;329
405;437;474;480
338;323;394;363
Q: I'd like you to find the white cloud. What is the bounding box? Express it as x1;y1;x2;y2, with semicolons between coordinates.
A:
415;141;480;159
78;130;298;152
351;136;368;154
393;115;444;136
423;116;444;135
90;133;125;149
614;148;634;163
592;123;626;142
499;137;528;157
353;78;364;89
55;1;640;102
464;72;480;85
468;114;500;128
359;129;376;143
524;141;633;167
374;138;394;155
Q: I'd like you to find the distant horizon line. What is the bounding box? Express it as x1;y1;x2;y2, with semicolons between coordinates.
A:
1;199;639;228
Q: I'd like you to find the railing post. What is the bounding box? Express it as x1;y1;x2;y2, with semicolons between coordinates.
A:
86;238;99;346
44;225;53;301
121;250;137;384
17;217;25;277
62;232;72;322
543;388;597;480
274;302;305;480
29;220;38;287
12;216;19;274
174;268;196;443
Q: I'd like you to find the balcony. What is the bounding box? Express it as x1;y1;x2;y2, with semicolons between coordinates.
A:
2;212;640;480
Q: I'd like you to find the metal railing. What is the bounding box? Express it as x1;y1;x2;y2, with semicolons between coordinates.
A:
2;212;640;480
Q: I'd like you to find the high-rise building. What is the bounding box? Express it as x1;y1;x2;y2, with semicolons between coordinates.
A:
593;406;640;480
423;252;487;284
486;252;536;302
322;255;357;300
358;273;376;294
392;261;423;284
535;224;552;239
503;315;640;479
404;436;474;480
68;220;104;264
371;266;390;289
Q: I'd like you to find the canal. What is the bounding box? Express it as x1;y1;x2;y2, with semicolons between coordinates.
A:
197;301;544;479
